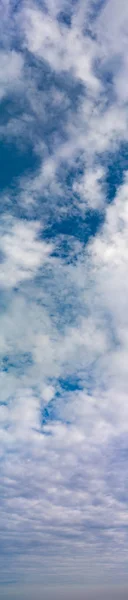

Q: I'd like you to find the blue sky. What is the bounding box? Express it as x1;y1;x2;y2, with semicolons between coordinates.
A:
1;0;128;598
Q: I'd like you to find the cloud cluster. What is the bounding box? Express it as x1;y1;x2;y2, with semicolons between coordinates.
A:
0;0;128;596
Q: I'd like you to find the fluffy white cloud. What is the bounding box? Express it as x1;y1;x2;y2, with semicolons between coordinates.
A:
0;217;53;287
73;166;106;210
23;6;100;91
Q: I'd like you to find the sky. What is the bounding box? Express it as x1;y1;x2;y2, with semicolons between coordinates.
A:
0;0;128;598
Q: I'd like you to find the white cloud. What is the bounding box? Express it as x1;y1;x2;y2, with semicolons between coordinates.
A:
1;175;128;588
1;0;128;593
0;0;128;219
0;50;24;100
23;6;100;91
73;166;106;210
95;0;128;102
0;217;53;287
1;173;128;586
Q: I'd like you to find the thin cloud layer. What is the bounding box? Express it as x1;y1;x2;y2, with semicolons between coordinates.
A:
0;0;128;597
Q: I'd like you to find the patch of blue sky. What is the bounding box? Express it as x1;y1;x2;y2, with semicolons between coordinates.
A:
0;138;39;196
42;403;56;425
1;352;33;374
41;374;95;427
1;43;126;239
43;210;103;254
106;143;128;203
33;157;104;250
89;143;128;206
57;376;83;393
41;379;82;426
61;362;103;394
57;11;72;28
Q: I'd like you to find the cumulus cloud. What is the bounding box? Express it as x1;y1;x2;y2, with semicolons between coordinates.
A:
0;217;53;287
